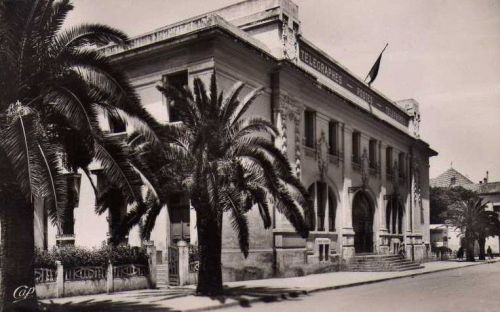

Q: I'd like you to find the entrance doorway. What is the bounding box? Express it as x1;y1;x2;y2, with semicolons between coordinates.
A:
352;191;374;253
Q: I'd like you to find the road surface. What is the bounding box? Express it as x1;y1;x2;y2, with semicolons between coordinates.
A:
223;261;500;312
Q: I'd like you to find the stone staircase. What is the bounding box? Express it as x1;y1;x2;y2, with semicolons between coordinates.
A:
156;264;169;288
346;254;424;272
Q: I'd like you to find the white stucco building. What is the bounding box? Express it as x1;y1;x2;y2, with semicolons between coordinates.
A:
31;0;437;281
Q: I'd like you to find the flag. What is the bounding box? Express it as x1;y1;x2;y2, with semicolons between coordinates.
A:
365;43;388;86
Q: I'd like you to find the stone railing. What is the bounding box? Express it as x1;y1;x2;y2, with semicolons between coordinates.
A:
64;266;106;281
188;245;199;273
35;243;158;299
35;268;57;283
101;13;271;57
113;264;147;278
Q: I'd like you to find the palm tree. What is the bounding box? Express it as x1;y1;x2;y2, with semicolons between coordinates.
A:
117;74;313;296
0;0;161;309
475;208;500;260
445;198;499;262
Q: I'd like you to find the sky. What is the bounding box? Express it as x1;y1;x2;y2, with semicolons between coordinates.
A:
66;0;500;182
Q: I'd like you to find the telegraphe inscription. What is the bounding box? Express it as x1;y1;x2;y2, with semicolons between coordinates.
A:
299;44;409;126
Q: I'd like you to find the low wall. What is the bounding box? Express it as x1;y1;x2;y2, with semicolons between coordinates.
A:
113;276;149;292
222;249;274;282
36;282;57;299
35;263;151;299
64;279;107;297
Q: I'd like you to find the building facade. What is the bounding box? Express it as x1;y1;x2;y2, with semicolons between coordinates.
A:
430;168;500;254
29;0;436;281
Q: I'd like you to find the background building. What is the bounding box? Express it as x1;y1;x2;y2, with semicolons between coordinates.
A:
430;168;500;254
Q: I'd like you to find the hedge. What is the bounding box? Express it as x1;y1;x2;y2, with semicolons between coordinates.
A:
34;245;149;269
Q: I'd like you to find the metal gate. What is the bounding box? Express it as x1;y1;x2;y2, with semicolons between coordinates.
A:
168;246;179;286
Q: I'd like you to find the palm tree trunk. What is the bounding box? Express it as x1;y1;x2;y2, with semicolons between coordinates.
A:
465;230;475;262
194;204;223;296
478;235;486;261
0;193;37;311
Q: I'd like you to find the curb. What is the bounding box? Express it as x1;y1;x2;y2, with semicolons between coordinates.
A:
185;260;497;312
307;260;495;294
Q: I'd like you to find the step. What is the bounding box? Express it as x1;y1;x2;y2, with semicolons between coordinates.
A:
345;254;424;272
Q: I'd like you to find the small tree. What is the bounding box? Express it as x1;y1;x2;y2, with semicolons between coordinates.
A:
430;186;478;224
444;198;500;261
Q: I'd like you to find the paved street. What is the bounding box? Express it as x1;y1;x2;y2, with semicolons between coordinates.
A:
39;260;499;311
223;261;500;312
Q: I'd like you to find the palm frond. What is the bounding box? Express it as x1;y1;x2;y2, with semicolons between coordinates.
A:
221;188;250;257
93;135;143;205
141;192;165;240
229;87;264;126
52;23;129;54
220;80;244;121
36;142;67;232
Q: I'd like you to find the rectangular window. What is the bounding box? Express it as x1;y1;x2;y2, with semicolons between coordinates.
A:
304;110;316;148
399;153;406;178
329;121;338;155
369;139;377;169
164;71;188;123
352;131;360;163
318;243;330;262
386;146;393;176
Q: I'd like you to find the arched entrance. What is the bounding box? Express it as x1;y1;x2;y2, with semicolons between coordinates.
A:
352;191;374;253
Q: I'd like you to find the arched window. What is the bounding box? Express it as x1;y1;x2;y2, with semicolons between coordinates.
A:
307;183;316;230
391;204;397;234
317;182;326;231
308;182;337;232
386;197;404;234
397;204;403;234
328;189;336;232
386;201;391;232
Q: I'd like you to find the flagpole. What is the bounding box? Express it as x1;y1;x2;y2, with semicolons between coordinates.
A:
364;43;389;82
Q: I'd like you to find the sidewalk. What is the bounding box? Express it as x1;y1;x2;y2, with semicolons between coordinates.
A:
39;258;500;312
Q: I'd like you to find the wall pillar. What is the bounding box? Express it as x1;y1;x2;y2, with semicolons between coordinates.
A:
145;241;157;288
177;240;189;286
56;261;64;298
189;204;197;245
106;261;114;294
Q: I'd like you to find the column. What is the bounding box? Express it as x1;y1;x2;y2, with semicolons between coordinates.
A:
177;240;189;286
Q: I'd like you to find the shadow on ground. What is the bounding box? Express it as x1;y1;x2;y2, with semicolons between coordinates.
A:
38;299;176;312
38;288;194;312
37;286;309;311
210;285;309;308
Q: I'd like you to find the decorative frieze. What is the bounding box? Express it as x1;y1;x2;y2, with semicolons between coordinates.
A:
281;18;299;62
277;94;303;177
412;159;424;223
317;130;329;180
